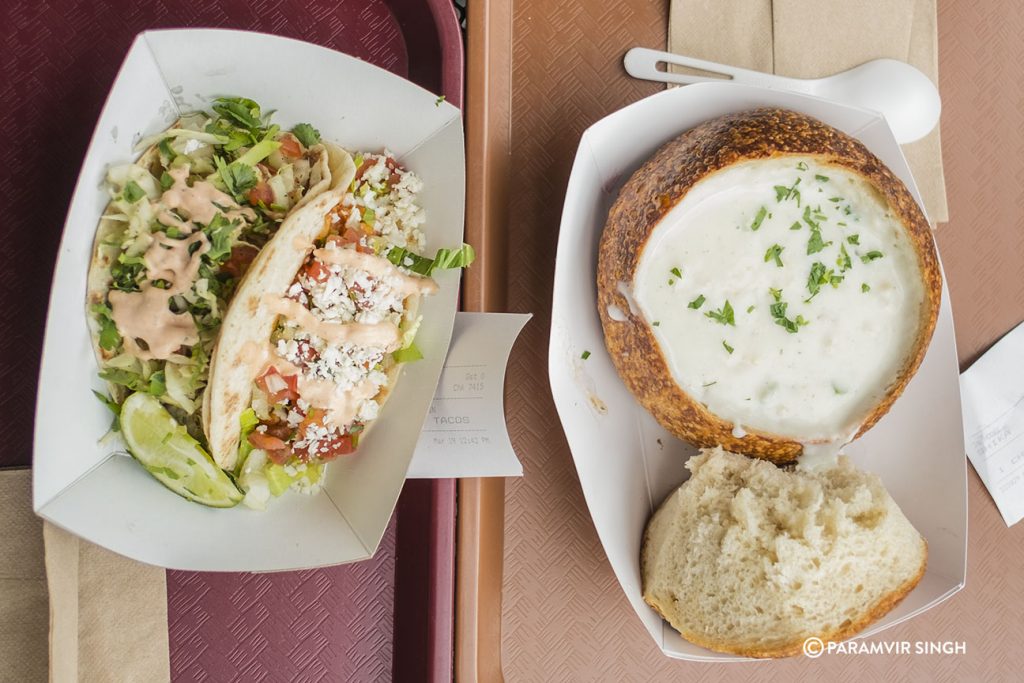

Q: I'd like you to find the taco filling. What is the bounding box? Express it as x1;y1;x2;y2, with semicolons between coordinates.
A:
88;97;343;504
232;153;473;508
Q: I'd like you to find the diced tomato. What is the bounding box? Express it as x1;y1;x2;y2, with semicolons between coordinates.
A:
303;258;331;283
342;227;362;245
295;341;319;364
256;366;299;403
222;244;259;278
266;447;293;465
246;181;275;207
297;408;326;435
248;431;287;451
278;134;303;159
325;234;347;247
354;159;373;180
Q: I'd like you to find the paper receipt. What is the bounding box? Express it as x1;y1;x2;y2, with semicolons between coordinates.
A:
407;312;531;478
961;320;1024;527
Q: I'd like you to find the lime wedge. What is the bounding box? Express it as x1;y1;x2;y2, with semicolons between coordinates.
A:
120;392;243;508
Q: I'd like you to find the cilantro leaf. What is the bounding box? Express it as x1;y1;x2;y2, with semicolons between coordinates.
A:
216;157;257;199
212;97;263;133
291;123;321;147
764;244;784;267
90;303;122;351
847;234;860;245
688;295;706;310
722;341;734;354
203;213;237;263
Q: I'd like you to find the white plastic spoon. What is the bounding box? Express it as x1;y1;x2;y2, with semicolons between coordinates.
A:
623;47;941;144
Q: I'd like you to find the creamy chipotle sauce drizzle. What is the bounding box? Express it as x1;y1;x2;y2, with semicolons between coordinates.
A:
110;232;210;360
265;296;402;349
160;166;255;231
313;246;439;296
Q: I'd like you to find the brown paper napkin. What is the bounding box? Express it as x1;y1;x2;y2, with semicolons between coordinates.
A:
0;469;49;682
44;522;170;683
0;468;171;682
668;0;948;223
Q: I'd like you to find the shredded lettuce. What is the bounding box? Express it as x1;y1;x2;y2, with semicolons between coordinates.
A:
386;243;475;276
163;363;198;413
234;138;281;168
265;462;323;496
392;343;423;364
134;127;229;152
236;408;259;470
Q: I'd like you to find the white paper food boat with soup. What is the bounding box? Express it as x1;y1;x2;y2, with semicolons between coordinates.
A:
549;82;966;662
33;29;465;571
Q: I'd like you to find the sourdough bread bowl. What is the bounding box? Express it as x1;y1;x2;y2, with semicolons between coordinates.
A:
597;108;941;462
641;448;927;658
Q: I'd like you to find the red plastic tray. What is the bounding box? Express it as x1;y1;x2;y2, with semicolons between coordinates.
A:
5;1;462;680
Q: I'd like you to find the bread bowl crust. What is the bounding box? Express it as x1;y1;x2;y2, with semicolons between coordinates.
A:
597;108;942;462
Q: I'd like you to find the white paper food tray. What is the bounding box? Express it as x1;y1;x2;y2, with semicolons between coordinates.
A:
33;29;464;571
548;82;967;661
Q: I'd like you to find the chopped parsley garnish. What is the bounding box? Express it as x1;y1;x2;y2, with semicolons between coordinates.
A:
806;227;831;255
862;283;871;292
774;177;802;206
705;300;735;326
860;250;884;263
688;295;706;310
847;234;860;244
837;243;852;272
670;266;682;279
750;206;768;231
789;221;801;231
767;289;808;333
435;95;447;106
796;161;808;171
703;381;717;387
815;174;829;182
291;123;321;147
722;341;734;354
581;350;591;360
652;321;660;327
123;180;146;203
807;261;844;298
764;244;784;267
746;305;755;313
829;196;842;203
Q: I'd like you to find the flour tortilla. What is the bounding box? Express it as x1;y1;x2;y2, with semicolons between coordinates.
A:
204;143;369;469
